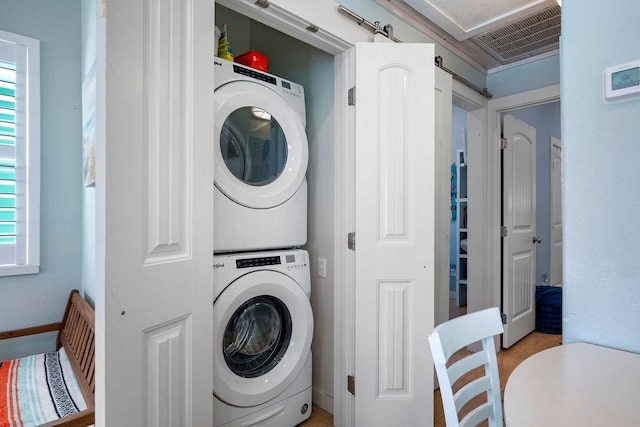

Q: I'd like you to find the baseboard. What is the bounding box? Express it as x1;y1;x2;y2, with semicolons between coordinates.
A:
312;387;334;415
449;291;456;299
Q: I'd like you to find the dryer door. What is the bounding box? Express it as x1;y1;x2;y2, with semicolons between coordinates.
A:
214;81;309;209
212;270;313;407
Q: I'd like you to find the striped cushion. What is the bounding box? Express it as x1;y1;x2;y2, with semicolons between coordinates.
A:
0;347;87;427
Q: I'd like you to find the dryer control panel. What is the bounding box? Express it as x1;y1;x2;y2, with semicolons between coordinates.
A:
215;57;307;128
233;64;277;85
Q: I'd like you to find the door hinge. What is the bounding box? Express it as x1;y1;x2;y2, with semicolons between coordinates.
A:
500;138;508;149
347;232;356;250
255;0;270;9
348;86;356;106
347;375;355;395
500;226;508;237
501;313;507;324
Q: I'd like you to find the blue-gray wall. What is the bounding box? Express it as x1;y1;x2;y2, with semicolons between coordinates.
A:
562;1;640;351
487;54;560;98
0;0;82;360
510;102;561;287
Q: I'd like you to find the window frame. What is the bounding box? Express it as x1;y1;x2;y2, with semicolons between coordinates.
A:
0;29;40;276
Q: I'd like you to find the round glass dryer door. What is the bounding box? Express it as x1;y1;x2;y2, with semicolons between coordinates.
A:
214;81;308;209
212;270;313;407
220;107;288;188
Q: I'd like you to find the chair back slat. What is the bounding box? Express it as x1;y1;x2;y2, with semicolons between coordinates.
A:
460;401;495;427
432;308;503;361
447;351;488;385
454;376;491;412
429;307;504;427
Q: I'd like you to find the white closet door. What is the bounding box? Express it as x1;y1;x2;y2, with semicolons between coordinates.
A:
353;42;435;427
98;1;215;425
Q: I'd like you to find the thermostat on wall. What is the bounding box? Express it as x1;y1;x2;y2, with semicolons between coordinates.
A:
604;60;640;103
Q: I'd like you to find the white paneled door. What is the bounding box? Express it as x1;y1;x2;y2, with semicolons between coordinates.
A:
502;114;537;348
98;0;215;425
353;42;435;426
550;136;563;286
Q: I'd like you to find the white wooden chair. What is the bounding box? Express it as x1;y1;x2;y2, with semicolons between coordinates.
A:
428;307;504;427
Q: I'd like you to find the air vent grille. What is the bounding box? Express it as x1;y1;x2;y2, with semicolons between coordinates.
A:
472;6;561;64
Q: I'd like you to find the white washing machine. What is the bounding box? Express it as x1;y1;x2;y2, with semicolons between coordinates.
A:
212;249;313;427
214;58;308;253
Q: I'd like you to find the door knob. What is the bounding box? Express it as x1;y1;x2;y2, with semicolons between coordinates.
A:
533;236;541;244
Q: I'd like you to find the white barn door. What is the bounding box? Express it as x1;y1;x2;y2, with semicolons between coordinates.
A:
97;1;215;425
353;42;435;427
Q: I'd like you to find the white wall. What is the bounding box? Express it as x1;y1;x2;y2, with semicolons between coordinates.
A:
561;1;640;352
0;0;82;360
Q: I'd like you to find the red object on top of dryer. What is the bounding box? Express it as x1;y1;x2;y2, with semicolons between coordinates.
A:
235;50;268;72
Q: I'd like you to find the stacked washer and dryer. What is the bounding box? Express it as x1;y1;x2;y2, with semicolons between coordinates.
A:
212;58;314;427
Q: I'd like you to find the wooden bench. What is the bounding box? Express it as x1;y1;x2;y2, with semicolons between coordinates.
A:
0;289;95;426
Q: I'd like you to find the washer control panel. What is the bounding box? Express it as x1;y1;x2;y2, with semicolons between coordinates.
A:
285;260;308;272
235;252;308;271
214;249;311;296
236;255;281;268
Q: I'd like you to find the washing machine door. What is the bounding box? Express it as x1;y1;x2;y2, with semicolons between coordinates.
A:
214;81;308;209
212;270;313;407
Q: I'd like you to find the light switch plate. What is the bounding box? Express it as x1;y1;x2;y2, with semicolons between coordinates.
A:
317;258;327;278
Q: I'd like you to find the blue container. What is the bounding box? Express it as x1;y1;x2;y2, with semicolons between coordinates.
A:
535;285;562;334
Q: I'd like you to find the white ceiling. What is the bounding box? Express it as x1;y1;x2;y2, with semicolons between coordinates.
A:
374;0;561;71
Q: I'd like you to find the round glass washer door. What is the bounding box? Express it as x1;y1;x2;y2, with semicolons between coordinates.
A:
212;270;313;407
214;81;308;209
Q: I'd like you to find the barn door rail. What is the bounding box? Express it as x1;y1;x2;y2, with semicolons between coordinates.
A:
338;5;492;99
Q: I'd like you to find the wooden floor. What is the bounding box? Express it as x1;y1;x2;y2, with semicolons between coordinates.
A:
298;404;333;427
449;298;467;319
300;330;561;427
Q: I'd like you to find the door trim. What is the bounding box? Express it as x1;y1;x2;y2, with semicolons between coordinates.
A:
333;48;356;427
486;84;560;314
451;81;488;317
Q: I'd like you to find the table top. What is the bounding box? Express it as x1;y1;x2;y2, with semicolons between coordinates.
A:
504;342;640;426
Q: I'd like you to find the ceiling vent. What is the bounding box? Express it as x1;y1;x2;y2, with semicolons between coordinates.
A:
472;5;561;64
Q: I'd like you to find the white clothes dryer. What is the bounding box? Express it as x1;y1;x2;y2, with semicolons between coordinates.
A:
214;58;308;253
212;249;313;427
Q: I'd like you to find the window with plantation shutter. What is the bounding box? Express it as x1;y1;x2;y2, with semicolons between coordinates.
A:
0;30;39;276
